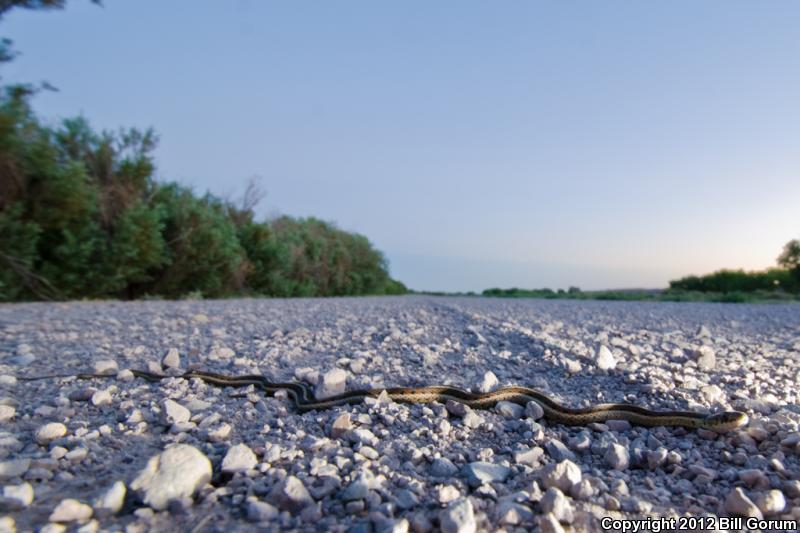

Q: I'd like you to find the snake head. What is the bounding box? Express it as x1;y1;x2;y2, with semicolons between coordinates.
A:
704;411;749;433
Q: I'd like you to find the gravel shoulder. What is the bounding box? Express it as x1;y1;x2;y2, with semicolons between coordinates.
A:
1;296;799;532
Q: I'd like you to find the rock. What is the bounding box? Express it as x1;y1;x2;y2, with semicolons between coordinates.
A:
162;348;181;369
246;500;278;522
697;325;711;338
36;423;67;445
695;346;716;371
544;439;576;462
477;371;498;393
0;406;15;423
496;501;534;525
341;478;370;501
130;444;212;511
724;487;762;519
49;499;93;523
462;411;484;429
525;401;544;420
221;443;258;473
206;423;231;443
462;462;511;487
160;399;191;425
513;446;544;466
116;369;134;382
540;460;582;492
605;420;631;432
605;444;629;470
93;360;118;375
267;475;314;512
93;481;126;516
755;490;786;516
437;485;460;504
539;513;566;533
439;498;476;533
446;400;469;417
331;412;352;439
90;389;113;407
0;517;14;533
431;457;459;477
315;369;348;399
596;345;616;370
1;482;33;509
0;459;31;479
540;487;573;524
495;401;523;419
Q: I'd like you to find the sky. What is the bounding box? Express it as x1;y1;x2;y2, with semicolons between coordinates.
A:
2;1;799;291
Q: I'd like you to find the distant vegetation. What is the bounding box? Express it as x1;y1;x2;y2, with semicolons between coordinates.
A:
479;242;800;304
0;92;406;301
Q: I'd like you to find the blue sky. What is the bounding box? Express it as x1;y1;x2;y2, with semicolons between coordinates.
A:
3;1;799;291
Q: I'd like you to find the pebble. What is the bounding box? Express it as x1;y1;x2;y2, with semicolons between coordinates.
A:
315;368;348;399
162;348;181;369
462;462;511;487
439;498;476;533
206;423;231;443
525;401;544;420
222;443;258;473
477;371;498;393
540;460;582;492
605;443;630;470
540;487;573;524
724;487;763;519
695;346;716;371
545;439;577;462
596;345;617;370
130;444;212;511
755;489;786;516
49;499;93;523
36;423;68;445
246;500;279;522
496;501;534;525
93;481;126;516
90;389;113;407
539;513;566;533
93;360;118;375
513;446;544;466
431;457;459;477
1;482;34;509
494;400;523;419
160;399;191;425
0;406;15;423
331;412;352;438
267;475;314;512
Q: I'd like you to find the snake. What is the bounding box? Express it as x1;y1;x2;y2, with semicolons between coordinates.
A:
16;369;748;433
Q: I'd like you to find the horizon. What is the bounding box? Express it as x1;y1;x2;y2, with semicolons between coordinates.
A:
3;2;799;292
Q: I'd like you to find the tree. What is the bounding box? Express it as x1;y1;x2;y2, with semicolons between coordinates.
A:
778;239;800;289
0;1;101;19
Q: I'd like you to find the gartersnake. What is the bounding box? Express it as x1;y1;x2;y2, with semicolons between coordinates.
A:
17;369;748;433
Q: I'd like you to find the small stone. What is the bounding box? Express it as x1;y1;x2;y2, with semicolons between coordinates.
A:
36;423;68;445
221;444;258;473
246;500;278;522
446;400;469;417
49;499;93;523
431;457;459;478
331;412;352;439
540;487;573;524
130;444;212;511
267;475;314;512
540;460;582;492
116;369;134;382
90;389;113;407
462;462;511;487
462;411;484;429
0;406;15;423
162;348;181;369
437;485;460;504
439;498;476;533
539;513;566;533
0;376;16;386
477;371;499;393
93;481;126;516
341;479;369;501
605;420;631;432
596;345;616;370
1;482;34;509
513;446;544;466
0;517;14;533
495;401;523;419
695;346;716;371
65;448;88;462
724;487;763;519
525;401;544;420
206;424;231;443
755;490;786;516
605;444;629;470
697;325;711;338
93;360;118;375
496;501;534;525
160;399;190;425
315;369;348;399
544;439;576;462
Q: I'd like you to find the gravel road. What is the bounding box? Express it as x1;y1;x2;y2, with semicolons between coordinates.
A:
1;296;799;532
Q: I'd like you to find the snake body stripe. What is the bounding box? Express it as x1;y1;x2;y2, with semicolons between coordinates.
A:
17;369;748;433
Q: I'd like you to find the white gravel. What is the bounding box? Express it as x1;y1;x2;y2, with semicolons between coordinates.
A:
0;296;799;531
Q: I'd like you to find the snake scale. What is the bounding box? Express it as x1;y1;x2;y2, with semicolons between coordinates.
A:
17;369;748;432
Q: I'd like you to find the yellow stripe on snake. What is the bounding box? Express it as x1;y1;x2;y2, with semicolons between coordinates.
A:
17;369;748;433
